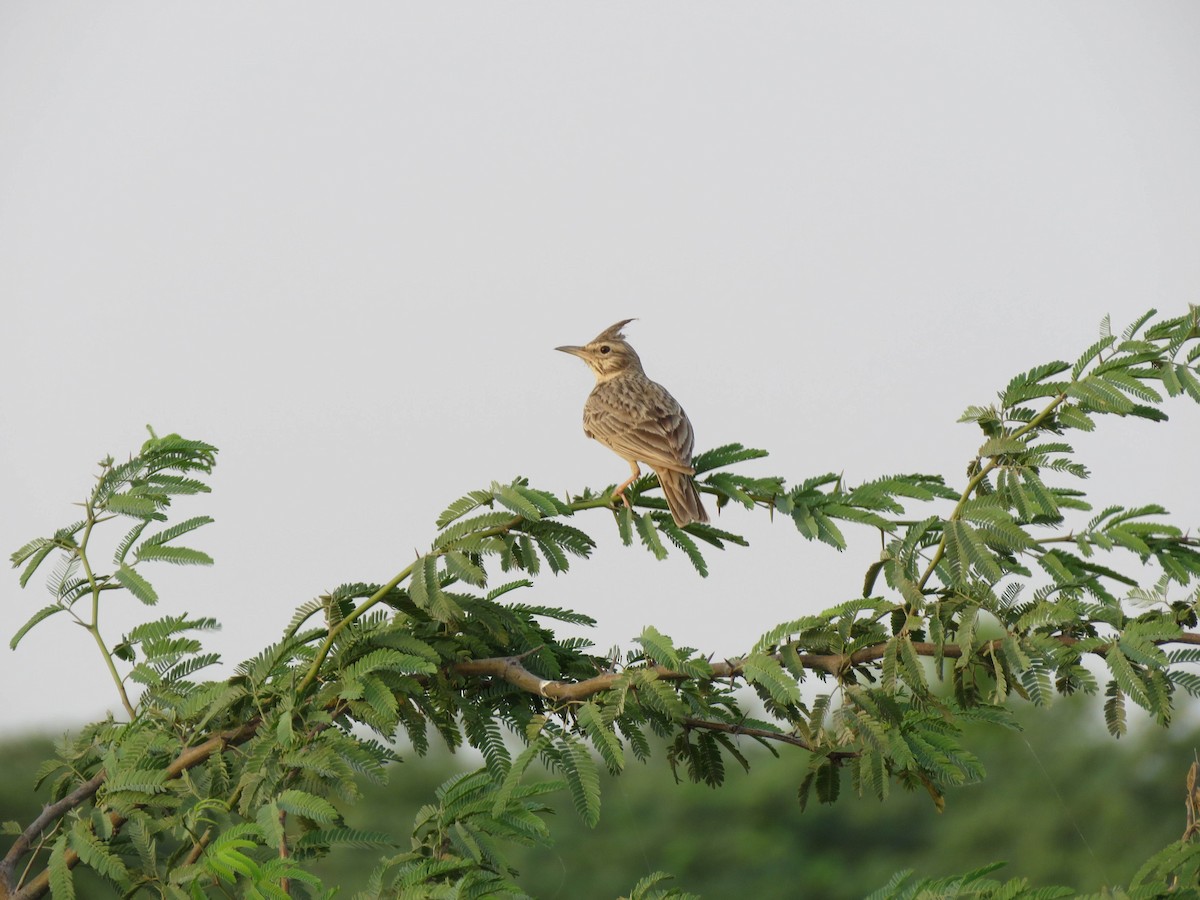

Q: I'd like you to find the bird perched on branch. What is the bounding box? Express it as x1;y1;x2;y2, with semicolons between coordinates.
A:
557;319;708;527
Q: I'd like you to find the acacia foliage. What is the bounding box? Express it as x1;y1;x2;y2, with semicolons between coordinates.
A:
3;308;1200;899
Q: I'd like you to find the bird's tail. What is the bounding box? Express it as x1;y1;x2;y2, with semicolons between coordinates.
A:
658;468;709;527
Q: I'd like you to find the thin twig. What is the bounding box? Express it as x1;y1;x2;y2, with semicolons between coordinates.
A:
680;717;859;759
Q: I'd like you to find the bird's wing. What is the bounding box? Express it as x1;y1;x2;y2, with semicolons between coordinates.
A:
585;379;696;474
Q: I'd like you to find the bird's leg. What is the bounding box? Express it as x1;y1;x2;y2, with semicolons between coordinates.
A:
612;460;641;509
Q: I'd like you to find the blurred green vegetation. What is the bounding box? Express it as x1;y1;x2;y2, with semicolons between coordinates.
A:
2;696;1195;898
488;697;1198;898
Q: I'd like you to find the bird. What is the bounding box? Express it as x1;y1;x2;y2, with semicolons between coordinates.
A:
556;319;709;527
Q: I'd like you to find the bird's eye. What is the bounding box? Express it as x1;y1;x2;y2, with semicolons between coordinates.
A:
599;345;611;354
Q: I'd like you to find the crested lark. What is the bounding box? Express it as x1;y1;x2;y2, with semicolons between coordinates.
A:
557;319;709;527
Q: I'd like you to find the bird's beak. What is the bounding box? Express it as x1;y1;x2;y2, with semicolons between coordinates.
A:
555;345;587;359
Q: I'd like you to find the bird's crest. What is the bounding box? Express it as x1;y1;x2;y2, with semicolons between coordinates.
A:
592;318;636;343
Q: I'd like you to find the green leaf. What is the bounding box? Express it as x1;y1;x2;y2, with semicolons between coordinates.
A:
408;555;441;612
144;472;211;495
531;534;569;573
1103;681;1127;738
578;701;625;773
432;510;516;550
741;651;801;706
15;542;57;588
436;489;495;529
463;712;509;778
112;521;150;565
485;579;534;602
780;642;807;681
616;504;634;546
105;492;166;519
443;550;487;587
276;789;340;825
629;871;699;900
252;801;284;853
1176;363;1200;403
1072;333;1116;379
346;647;437;679
492;482;544;520
560;736;601;826
126;613;219;645
657;520;709;577
515;534;541;574
11;535;54;567
959;404;1001;427
943;520;1003;584
138;515;214;549
692;443;769;474
815;758;841;804
512;482;568;517
49;833;76;900
1100;367;1163;404
114;563;159;605
897;635;929;692
630;669;688;718
978;436;1028;457
636;626;681;668
810;510;847;550
10;604;65;650
1001;360;1070;405
1057;404;1095;431
134;544;213;566
635;513;669;561
706;472;757;509
521;520;595;558
1068;377;1135;414
1020;469;1060;518
1122;309;1157;340
1161;361;1184;397
959;502;1037;551
1106;647;1152;711
69;819;129;882
493;737;549;816
293;827;396;853
685;521;749;550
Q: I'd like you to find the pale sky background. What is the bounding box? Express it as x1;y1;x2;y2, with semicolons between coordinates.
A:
2;4;1199;734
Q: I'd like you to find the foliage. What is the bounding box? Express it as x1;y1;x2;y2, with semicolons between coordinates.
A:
0;699;1190;898
3;308;1200;898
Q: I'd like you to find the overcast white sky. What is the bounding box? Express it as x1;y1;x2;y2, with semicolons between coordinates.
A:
2;4;1199;734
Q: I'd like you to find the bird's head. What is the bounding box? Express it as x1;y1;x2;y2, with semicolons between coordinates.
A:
556;318;644;381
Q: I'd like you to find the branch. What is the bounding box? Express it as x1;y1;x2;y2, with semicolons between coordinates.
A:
452;656;628;700
182;828;213;868
76;508;137;720
452;630;1200;703
295;564;417;696
294;496;617;695
3;719;260;900
0;771;104;893
9;626;1200;898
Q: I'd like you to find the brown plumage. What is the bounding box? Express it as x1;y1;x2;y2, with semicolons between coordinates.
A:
556;319;708;527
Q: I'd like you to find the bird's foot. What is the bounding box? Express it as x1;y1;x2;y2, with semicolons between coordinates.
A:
611;488;632;509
